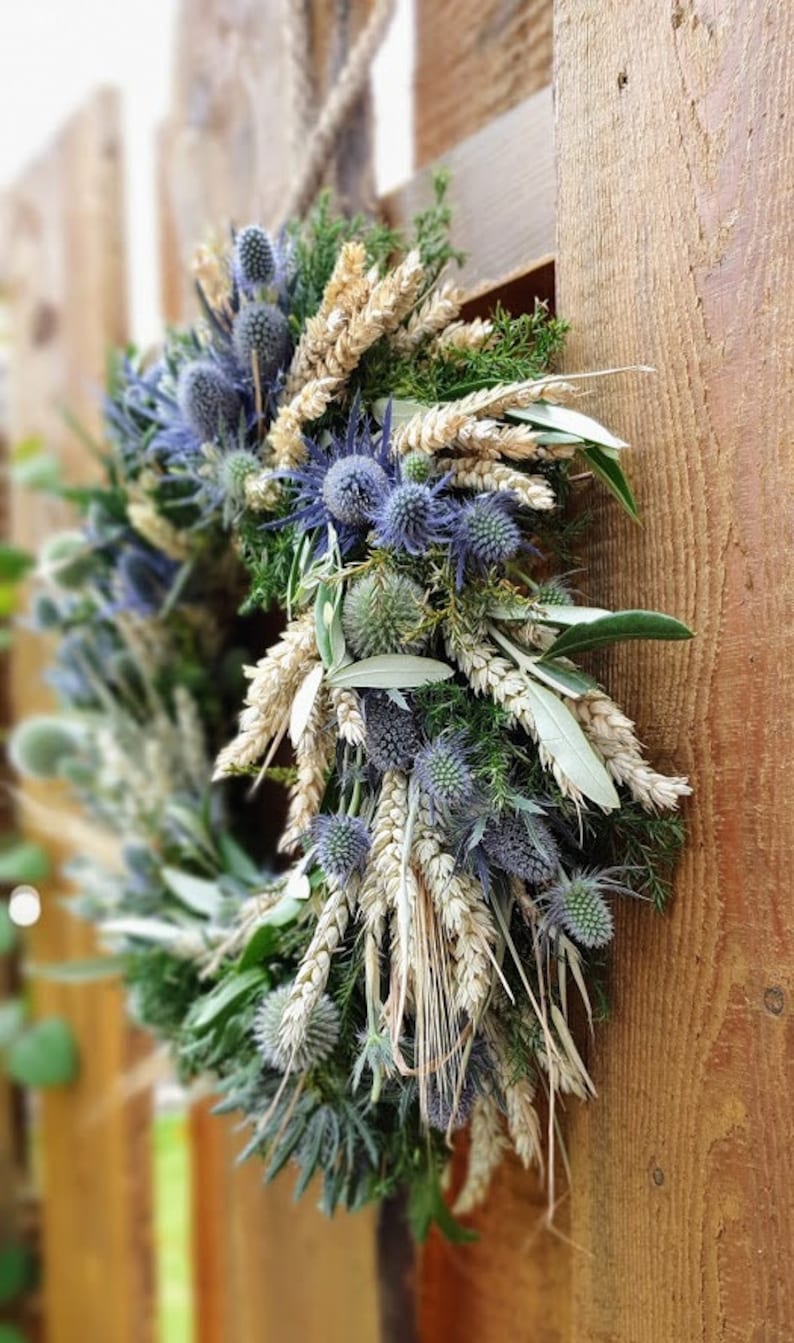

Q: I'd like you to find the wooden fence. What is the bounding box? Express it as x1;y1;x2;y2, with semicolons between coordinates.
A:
2;1;792;1340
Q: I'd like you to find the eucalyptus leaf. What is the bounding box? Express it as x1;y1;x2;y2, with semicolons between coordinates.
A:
0;839;50;884
162;866;223;919
582;445;640;521
0;1000;26;1049
543;610;694;661
327;654;454;691
526;657;598;698
506;399;628;449
535;603;612;626
522;680;620;811
372;396;427;428
0;545;34;583
29;955;124;983
190;967;268;1031
289;663;324;747
5;1016;79;1088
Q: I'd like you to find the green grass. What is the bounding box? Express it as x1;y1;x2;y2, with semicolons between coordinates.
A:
153;1110;194;1343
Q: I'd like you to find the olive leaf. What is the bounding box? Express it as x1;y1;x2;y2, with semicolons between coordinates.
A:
522;680;620;811
543;610;694;661
327;654;454;690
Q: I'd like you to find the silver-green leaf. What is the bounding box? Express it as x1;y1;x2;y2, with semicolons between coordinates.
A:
327;654;454;691
523;680;620;811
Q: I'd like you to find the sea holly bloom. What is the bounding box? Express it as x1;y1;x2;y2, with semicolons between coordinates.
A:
451;491;523;588
268;400;396;557
371;472;459;557
543;867;639;948
312;814;372;883
416;734;475;815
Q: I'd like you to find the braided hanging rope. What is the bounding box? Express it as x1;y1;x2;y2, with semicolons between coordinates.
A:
278;0;397;228
282;0;316;177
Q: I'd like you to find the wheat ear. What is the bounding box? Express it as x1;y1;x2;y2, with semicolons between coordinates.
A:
278;879;353;1054
452;1095;508;1215
445;457;556;511
570;689;691;810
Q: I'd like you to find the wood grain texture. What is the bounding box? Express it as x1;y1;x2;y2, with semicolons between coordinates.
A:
3;91;156;1343
414;0;552;165
384;89;555;301
554;2;794;1339
160;0;377;321
419;1147;571;1343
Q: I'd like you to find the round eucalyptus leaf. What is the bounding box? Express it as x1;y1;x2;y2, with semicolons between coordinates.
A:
5;1017;79;1089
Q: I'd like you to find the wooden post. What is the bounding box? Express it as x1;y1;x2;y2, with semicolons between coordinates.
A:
2;91;155;1343
554;2;794;1338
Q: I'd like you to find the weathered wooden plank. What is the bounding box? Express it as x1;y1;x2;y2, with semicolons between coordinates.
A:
554;2;794;1339
3;91;156;1343
384;88;554;301
415;0;552;166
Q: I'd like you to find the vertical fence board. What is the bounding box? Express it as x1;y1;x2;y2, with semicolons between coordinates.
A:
3;90;155;1343
554;2;794;1339
414;0;552;167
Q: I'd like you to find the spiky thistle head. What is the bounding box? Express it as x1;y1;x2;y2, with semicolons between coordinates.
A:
482;809;558;886
342;571;429;659
8;715;82;779
452;491;522;587
544;867;637;948
218;448;260;506
234;225;276;290
322;455;389;526
232;303;290;383
372;477;458;557
534;576;573;606
364;693;422;772
312;814;371;883
401;451;432;484
424;1068;478;1132
114;546;179;616
254;985;340;1073
177;361;240;443
416;734;474;813
267;399;396;558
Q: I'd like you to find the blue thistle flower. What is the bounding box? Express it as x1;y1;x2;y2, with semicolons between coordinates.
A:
322;455;389;525
372;475;458;557
342;571;429;659
115;545;180;616
232;303;291;383
312;814;371;883
364;693;422;772
254;985;340;1073
234;225;276;290
482;809;559;886
451;492;522;587
416;735;475;814
177;361;241;443
267;399;396;557
544;867;638;948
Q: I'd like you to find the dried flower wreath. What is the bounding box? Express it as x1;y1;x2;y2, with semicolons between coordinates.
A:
15;184;691;1238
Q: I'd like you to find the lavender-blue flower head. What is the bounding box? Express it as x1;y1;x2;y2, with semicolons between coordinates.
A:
115;546;179;616
452;491;522;587
234;225;276;290
416;735;474;814
372;477;458;557
544;867;636;948
312;814;371;883
482;809;558;887
177;361;240;443
364;692;422;772
267;399;396;557
232;303;290;383
322;455;389;526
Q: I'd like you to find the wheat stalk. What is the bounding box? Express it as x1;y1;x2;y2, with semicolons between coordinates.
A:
278;879;353;1054
361;769;410;947
285;240;369;396
391;377;573;456
412;799;495;1020
486;1021;542;1170
390;280;463;354
330;687;366;745
445;457;556;511
452;1095;508;1215
571;689;691;810
279;688;335;855
213;613;315;778
126;500;193;562
433;317;494;353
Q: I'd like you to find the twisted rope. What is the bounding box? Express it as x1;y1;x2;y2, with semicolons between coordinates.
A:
278;0;397;227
